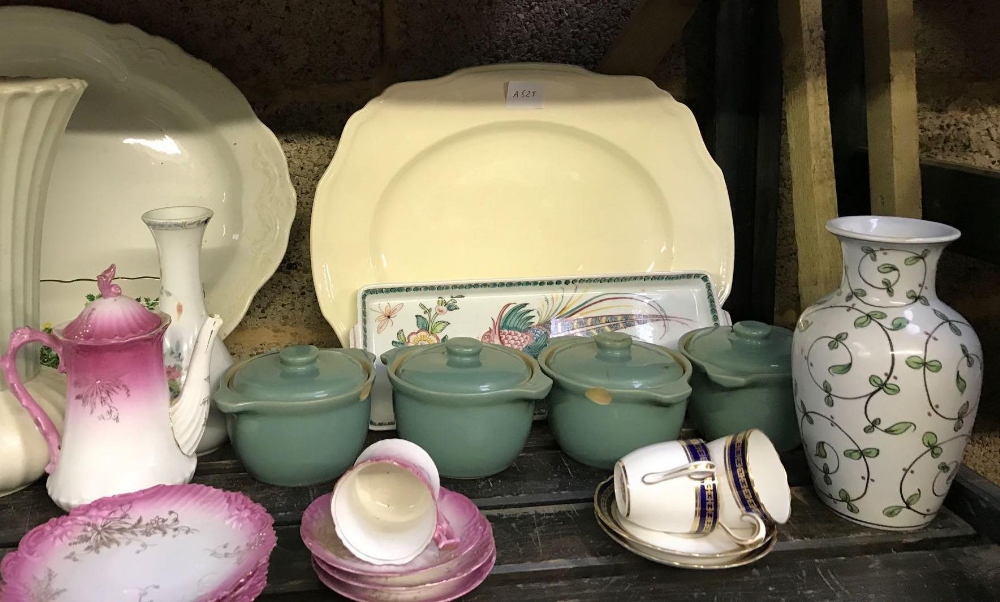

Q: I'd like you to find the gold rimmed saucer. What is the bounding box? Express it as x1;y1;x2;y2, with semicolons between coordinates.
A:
593;477;778;569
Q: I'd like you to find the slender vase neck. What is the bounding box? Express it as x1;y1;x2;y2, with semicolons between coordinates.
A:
838;238;945;307
148;225;206;300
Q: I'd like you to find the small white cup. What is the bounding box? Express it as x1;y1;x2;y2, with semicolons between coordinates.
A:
707;429;791;532
614;439;720;535
615;439;768;547
331;439;458;565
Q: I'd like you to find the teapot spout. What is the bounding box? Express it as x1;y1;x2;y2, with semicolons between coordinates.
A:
170;315;223;457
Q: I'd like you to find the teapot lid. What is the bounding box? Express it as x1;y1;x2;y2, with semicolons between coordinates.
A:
61;265;166;342
230;345;369;401
679;321;792;379
539;332;685;390
390;337;532;394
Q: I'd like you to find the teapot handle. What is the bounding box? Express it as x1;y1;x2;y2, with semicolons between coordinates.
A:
0;327;63;473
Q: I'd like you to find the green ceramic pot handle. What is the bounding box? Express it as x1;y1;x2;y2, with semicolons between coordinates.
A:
515;365;554;400
341;348;377;368
642;379;693;406
702;367;751;389
379;345;411;369
568;380;690;407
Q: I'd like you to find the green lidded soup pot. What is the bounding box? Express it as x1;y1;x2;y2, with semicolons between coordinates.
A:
538;332;692;470
679;321;799;452
380;337;552;479
214;345;375;487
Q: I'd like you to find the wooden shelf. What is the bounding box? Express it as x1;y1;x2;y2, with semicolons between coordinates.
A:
3;423;999;600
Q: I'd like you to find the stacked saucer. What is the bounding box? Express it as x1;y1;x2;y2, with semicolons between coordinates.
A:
595;430;789;569
301;488;495;602
595;478;776;569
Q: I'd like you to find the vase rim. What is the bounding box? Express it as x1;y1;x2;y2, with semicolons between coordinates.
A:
141;205;214;229
0;77;87;93
826;215;960;244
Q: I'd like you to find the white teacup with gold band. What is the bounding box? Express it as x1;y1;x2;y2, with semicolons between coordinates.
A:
706;429;792;534
614;439;766;546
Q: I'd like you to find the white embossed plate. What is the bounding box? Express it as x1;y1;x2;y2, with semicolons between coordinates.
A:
354;272;728;429
0;484;276;602
0;7;296;338
312;63;734;346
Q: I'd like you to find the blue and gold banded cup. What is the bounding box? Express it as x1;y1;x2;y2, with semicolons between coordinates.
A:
707;429;792;533
613;439;719;535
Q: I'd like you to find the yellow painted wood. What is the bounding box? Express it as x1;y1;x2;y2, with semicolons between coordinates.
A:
598;0;701;77
863;0;922;218
778;0;842;310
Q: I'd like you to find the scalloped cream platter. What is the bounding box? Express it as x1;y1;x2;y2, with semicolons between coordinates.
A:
0;7;296;338
312;63;735;348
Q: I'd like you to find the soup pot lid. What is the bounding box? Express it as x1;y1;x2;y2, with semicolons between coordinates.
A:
680;321;792;380
229;345;369;401
389;337;532;394
539;332;685;390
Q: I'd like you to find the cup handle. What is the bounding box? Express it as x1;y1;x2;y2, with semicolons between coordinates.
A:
641;461;716;485
432;506;460;549
0;327;64;473
718;512;768;548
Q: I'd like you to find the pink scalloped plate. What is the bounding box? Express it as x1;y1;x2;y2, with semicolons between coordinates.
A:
301;487;490;581
312;549;496;602
0;484;276;602
220;559;269;602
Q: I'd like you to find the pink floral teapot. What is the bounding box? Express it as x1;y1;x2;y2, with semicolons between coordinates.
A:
0;265;222;510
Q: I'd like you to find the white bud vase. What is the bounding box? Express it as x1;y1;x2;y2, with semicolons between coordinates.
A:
142;206;234;455
0;78;87;495
792;216;983;530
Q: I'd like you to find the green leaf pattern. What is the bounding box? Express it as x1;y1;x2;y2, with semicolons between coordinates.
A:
884;421;916;435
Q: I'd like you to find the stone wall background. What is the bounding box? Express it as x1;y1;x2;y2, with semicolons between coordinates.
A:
1;0;691;356
3;0;997;477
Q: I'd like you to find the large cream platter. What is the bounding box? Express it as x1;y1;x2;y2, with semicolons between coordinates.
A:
311;63;734;345
0;7;296;338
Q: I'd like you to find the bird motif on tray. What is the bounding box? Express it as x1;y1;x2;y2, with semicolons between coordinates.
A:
480;293;694;358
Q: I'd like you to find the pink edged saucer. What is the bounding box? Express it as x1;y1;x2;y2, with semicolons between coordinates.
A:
301;487;491;584
0;484;276;602
315;527;495;588
311;549;496;602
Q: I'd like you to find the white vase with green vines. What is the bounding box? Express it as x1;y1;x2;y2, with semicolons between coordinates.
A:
792;216;983;530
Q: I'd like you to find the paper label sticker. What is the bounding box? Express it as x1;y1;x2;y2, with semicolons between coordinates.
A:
506;81;544;109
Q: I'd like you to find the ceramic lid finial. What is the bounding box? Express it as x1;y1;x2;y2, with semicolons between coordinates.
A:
278;345;322;377
730;321;773;347
595;331;633;362
96;264;122;298
445;338;484;368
